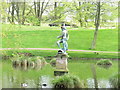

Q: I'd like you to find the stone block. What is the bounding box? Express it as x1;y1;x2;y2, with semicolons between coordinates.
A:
56;54;68;70
54;53;69;76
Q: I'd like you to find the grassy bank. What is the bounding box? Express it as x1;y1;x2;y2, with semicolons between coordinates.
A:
2;50;118;59
2;24;118;51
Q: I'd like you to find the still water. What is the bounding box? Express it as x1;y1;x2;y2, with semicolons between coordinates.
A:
1;60;118;88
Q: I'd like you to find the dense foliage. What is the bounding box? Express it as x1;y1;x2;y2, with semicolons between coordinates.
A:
109;73;120;88
1;1;118;27
96;59;112;65
52;74;84;88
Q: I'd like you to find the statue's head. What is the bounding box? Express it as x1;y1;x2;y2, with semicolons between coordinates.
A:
61;23;65;26
61;23;66;31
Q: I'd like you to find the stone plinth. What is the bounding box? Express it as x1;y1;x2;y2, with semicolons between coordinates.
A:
54;52;69;76
56;54;68;70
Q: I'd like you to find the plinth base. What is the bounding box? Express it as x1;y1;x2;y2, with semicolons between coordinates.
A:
54;70;68;76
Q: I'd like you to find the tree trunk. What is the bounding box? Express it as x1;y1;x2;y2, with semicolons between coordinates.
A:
39;1;49;26
78;2;83;27
79;19;83;27
84;2;89;28
22;1;26;25
16;2;20;24
39;2;44;26
7;4;12;23
36;0;41;26
33;0;49;26
54;2;57;20
37;0;40;18
79;2;81;6
34;1;37;15
91;1;101;49
91;64;98;89
11;2;15;23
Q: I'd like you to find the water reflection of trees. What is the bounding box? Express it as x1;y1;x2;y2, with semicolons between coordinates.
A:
3;64;46;88
3;70;41;88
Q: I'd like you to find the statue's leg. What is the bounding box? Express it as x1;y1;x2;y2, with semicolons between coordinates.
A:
57;40;62;49
65;41;68;51
62;40;67;52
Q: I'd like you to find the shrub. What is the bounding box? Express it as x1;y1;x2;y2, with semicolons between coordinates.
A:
11;54;47;66
11;53;28;61
27;16;40;26
50;58;56;67
70;75;83;88
36;56;47;65
96;60;112;69
96;59;112;65
52;74;83;88
109;73;120;88
29;56;47;65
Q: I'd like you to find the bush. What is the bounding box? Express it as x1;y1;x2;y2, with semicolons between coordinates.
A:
96;60;112;65
109;73;120;88
52;74;83;88
50;58;56;67
11;54;47;65
29;56;47;65
96;60;112;69
11;53;28;61
27;16;40;26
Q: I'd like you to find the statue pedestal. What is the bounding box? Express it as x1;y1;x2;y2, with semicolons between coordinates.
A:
54;52;69;76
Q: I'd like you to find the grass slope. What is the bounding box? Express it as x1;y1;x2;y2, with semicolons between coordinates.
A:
2;24;118;51
2;50;118;59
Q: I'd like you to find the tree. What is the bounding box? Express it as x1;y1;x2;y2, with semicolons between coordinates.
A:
0;1;10;23
13;1;26;25
21;0;26;25
90;1;118;49
100;2;118;27
48;2;69;23
71;1;95;27
11;1;15;23
1;0;117;28
54;2;57;20
16;2;20;24
34;0;50;26
91;1;101;49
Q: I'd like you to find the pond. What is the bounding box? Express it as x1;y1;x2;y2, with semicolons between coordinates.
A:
1;60;118;88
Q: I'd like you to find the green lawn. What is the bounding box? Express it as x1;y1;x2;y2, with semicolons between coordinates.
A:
2;49;119;59
2;24;118;51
